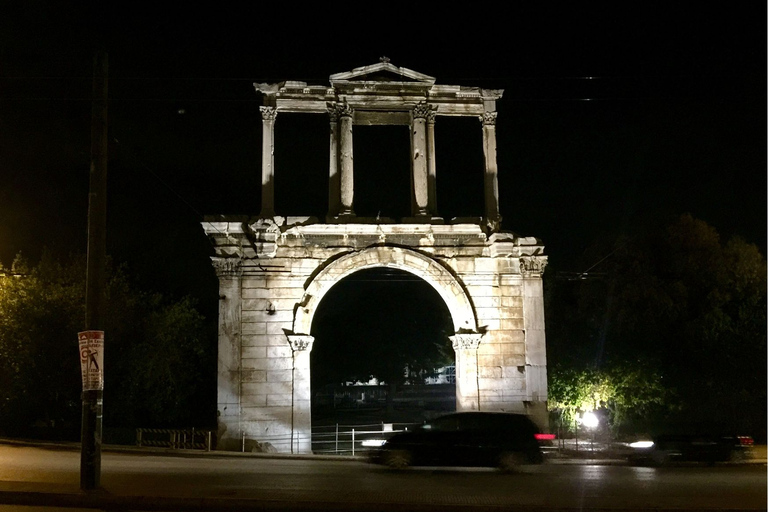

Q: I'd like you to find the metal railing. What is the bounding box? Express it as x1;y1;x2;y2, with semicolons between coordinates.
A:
311;422;419;456
136;428;213;451
134;422;420;455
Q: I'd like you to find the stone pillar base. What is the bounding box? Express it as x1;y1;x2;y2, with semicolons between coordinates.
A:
401;216;445;224
524;400;550;432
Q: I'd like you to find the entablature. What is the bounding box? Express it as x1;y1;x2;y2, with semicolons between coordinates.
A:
254;61;503;119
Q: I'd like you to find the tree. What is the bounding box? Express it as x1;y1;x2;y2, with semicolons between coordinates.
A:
0;252;214;439
0;253;84;437
547;365;612;432
547;361;671;436
546;214;766;440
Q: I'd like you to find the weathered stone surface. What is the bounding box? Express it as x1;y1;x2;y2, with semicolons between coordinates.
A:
267;369;292;382
241;370;266;383
266;346;292;359
241;357;293;371
241;346;266;359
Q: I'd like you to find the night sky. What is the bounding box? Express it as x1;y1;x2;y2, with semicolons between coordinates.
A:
1;2;765;311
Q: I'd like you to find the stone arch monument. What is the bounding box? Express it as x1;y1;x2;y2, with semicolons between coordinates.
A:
203;60;549;453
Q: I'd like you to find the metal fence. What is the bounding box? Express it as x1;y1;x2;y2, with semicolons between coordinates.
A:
136;428;213;451
134;422;420;455
311;422;419;456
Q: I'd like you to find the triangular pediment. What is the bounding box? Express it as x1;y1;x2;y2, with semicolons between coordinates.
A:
330;60;436;86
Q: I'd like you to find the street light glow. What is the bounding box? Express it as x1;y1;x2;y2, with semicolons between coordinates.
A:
581;411;599;429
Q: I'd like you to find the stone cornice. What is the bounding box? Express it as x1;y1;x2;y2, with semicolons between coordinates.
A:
487;233;546;258
203;220;549;262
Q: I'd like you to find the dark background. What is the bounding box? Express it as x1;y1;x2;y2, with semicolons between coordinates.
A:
1;2;765;334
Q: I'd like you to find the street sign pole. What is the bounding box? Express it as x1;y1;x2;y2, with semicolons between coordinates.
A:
81;49;108;491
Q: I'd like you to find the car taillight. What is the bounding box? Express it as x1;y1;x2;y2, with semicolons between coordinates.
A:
535;433;556;441
737;436;754;446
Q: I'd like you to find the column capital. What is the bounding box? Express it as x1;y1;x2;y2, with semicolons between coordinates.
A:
260;106;277;121
286;334;314;352
519;256;548;276
326;103;340;122
211;257;243;277
450;333;484;350
480;111;497;126
328;102;353;118
413;102;437;121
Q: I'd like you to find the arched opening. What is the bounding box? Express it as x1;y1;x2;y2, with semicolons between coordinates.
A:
311;267;456;424
309;267;456;450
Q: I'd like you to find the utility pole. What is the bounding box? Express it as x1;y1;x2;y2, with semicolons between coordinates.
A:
80;49;108;491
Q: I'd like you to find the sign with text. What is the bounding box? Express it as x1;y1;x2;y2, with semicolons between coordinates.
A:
78;330;104;391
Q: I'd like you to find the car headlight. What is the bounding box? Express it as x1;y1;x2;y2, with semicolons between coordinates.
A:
629;441;655;449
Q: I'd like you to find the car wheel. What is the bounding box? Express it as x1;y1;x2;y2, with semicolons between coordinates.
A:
498;451;526;472
729;449;748;463
383;449;412;469
651;451;671;467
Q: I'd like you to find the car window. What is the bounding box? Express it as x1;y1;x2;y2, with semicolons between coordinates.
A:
457;414;485;431
427;415;459;431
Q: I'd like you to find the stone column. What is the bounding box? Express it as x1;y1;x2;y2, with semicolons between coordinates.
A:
410;102;430;216
426;107;438;216
286;334;314;454
212;257;243;450
259;106;278;218
481;111;502;232
338;103;355;216
327;104;341;218
450;333;483;412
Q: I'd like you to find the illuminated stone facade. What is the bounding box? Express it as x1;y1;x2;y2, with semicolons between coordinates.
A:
203;61;548;453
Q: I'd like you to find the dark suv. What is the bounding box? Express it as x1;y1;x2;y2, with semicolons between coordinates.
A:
626;433;755;465
368;412;546;471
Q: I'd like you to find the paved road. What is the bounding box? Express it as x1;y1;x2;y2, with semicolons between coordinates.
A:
0;443;765;511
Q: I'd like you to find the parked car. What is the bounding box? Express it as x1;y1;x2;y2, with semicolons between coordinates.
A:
367;411;549;471
625;433;754;466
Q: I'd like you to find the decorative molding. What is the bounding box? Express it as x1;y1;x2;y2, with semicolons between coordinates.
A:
450;333;483;350
211;257;243;277
260;106;277;121
286;334;314;352
519;256;548;275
